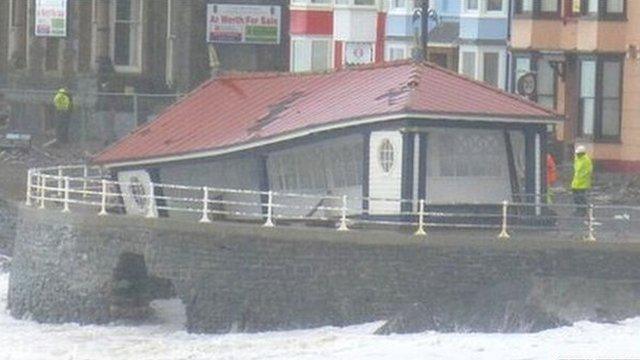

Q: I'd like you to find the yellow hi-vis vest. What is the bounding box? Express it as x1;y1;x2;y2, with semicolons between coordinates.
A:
53;91;71;112
571;154;593;190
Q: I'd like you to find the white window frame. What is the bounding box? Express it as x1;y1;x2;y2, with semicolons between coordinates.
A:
461;0;508;17
387;0;412;13
290;36;333;72
290;0;333;9
385;43;409;61
459;45;507;89
109;0;144;73
334;0;378;9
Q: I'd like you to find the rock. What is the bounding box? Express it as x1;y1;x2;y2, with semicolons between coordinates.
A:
374;302;454;335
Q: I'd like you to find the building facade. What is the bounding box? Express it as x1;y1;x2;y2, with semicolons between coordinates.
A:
0;0;290;143
458;0;511;89
288;0;512;88
289;0;385;72
510;0;633;169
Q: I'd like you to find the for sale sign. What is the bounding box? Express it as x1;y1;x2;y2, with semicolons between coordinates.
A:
35;0;67;37
207;4;281;45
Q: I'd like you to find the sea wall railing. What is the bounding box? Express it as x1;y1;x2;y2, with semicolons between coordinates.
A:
25;165;640;243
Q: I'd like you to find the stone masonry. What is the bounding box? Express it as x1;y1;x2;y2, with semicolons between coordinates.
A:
8;205;640;333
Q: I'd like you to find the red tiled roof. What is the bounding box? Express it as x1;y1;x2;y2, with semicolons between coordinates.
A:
93;60;561;166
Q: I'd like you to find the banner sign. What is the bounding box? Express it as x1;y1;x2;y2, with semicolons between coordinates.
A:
35;0;67;37
207;4;281;45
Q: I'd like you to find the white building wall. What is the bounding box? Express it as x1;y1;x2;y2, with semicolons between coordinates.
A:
333;8;378;42
369;130;403;214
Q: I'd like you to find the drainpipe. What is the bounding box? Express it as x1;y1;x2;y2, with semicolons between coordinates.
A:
506;0;513;92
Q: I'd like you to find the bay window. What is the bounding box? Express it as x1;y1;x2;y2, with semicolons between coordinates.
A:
578;56;623;140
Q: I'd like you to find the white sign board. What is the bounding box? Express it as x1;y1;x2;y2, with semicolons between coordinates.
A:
206;4;281;45
35;0;67;37
118;170;157;217
345;42;373;65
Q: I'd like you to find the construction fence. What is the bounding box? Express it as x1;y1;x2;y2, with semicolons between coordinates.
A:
0;88;181;149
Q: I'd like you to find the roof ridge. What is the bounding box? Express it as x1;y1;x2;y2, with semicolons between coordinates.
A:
405;61;426;110
419;62;562;118
215;59;416;81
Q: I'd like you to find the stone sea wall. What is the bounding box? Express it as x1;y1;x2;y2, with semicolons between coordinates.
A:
8;205;640;333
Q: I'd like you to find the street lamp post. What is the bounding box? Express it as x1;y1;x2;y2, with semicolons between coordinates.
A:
413;0;431;62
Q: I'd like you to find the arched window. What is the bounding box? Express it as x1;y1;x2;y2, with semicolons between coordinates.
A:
378;139;395;173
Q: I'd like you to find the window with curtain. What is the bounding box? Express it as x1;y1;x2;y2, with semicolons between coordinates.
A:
536;59;556;110
112;0;142;69
482;52;499;87
579;60;596;136
604;0;625;16
291;39;331;72
578;56;623;140
437;131;504;177
461;51;476;79
540;0;558;12
515;0;559;16
601;60;621;137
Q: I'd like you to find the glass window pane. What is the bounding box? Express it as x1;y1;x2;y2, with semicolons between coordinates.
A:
389;47;405;61
462;51;476;78
603;61;621;97
116;0;132;21
354;0;374;5
311;40;329;71
538;59;555;97
541;0;558;12
587;0;598;13
466;0;478;10
292;40;311;72
607;0;624;13
581;98;595;135
580;60;596;97
602;99;620;137
114;23;130;65
520;0;533;11
483;52;499;87
487;0;502;11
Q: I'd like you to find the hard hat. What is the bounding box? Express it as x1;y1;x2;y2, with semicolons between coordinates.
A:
575;145;586;154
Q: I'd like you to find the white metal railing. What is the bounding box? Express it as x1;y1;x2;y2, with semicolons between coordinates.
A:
25;165;640;243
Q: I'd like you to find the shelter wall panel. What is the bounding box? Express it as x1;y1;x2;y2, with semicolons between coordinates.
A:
369;131;403;214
